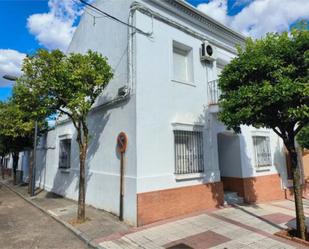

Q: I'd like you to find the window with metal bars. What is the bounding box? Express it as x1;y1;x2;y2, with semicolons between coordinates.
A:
59;139;71;169
252;136;272;167
174;130;204;174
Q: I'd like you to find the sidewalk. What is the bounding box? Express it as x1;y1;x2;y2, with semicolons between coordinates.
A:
1;179;130;249
95;200;309;249
2;178;309;249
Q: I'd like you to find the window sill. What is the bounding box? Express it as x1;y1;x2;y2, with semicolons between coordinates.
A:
172;79;196;87
59;168;70;173
175;172;204;181
255;166;272;173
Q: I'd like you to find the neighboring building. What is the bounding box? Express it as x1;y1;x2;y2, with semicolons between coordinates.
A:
2;154;12;177
35;0;292;226
1;152;26;181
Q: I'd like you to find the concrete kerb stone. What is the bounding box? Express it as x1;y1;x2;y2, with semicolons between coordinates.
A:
0;182;106;249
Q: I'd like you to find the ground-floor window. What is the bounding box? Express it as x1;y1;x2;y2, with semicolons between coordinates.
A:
59;139;71;169
174;130;204;174
252;135;272;167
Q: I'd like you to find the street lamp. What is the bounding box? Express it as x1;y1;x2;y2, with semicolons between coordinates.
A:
3;74;18;81
2;74;37;197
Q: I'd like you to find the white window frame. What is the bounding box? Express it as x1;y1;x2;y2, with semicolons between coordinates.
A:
252;134;272;168
172;40;194;85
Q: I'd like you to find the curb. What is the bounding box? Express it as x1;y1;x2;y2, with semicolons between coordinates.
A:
1;182;105;249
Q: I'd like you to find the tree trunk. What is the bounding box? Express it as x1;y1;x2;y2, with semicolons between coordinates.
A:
12;152;19;185
1;157;4;180
77;125;89;222
287;141;307;240
28;150;34;194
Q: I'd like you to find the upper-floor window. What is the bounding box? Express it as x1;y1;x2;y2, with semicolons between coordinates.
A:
174;130;204;174
173;41;193;83
59;139;71;169
252;136;272;167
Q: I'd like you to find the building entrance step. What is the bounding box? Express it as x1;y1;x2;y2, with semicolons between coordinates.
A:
224;191;244;205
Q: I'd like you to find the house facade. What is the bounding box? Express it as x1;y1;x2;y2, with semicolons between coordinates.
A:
35;0;291;226
1;151;29;182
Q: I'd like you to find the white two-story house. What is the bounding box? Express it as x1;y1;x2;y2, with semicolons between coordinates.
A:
35;0;290;226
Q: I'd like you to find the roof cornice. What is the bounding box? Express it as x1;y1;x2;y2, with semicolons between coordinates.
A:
147;0;246;47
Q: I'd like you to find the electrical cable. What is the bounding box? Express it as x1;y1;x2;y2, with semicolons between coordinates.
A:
78;0;151;36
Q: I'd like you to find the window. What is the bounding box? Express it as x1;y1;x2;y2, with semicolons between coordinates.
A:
59;139;71;169
174;130;204;174
173;41;193;83
252;136;272;167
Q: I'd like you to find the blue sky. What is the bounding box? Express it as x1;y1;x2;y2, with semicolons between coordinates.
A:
0;1;47;53
0;1;48;101
0;0;308;101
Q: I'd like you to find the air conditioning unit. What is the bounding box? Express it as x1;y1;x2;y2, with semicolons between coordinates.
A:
118;86;130;97
200;41;217;62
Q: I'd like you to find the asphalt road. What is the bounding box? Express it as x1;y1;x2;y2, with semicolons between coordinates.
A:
0;184;89;249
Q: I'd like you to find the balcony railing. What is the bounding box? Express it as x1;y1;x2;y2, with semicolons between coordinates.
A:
208;79;221;105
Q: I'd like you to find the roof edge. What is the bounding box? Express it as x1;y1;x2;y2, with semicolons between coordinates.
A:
157;0;246;43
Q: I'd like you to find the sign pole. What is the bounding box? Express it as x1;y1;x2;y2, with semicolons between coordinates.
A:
117;132;128;221
119;151;124;221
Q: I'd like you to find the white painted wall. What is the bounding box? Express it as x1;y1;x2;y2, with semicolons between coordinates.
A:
21;151;30;182
36;105;137;224
134;1;289;194
239;126;289;187
68;0;135;105
35;0;138;225
134;2;240;194
216;125;288;185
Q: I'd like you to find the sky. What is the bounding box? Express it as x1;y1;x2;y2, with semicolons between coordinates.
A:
0;0;308;101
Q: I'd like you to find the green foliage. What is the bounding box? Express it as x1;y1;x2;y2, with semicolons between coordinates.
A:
13;49;114;128
0;101;35;153
218;30;309;138
0;136;9;157
297;124;309;149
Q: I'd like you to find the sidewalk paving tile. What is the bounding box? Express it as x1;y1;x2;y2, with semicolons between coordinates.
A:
164;231;231;249
261;213;295;224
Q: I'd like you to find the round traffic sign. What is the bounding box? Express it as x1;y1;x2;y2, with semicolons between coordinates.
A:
117;132;128;153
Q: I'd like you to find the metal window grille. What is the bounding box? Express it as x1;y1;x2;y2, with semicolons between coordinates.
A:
59;139;71;169
252;136;272;167
174;130;204;174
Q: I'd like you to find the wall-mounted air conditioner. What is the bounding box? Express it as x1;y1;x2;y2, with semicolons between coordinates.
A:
200;41;217;62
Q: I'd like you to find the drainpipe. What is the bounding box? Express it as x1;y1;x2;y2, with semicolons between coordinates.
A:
128;3;153;92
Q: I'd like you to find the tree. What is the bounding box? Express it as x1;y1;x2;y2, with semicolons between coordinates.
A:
0;101;35;184
218;30;309;239
0;136;9;179
14;49;113;222
297;124;309;150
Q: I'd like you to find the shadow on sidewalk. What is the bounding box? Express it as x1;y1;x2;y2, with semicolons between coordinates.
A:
232;204;288;230
2;178;131;244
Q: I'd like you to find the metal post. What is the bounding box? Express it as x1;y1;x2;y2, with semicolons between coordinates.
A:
31;120;38;197
119;151;124;221
117;132;128;222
